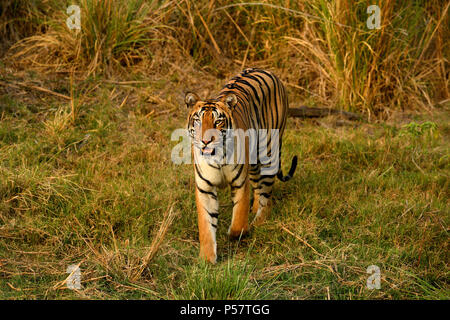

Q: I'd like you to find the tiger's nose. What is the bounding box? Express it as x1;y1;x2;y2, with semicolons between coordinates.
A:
202;136;215;145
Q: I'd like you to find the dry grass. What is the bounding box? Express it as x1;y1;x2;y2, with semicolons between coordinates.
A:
1;0;448;115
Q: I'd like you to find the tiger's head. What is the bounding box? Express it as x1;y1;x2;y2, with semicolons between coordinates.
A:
185;92;237;157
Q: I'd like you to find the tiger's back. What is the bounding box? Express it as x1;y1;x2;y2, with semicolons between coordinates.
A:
217;68;289;134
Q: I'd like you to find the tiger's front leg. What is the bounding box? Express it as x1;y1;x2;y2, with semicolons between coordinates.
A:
195;185;219;264
228;165;250;239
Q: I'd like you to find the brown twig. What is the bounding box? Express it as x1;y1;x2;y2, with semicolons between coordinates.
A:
132;203;178;281
280;224;326;258
0;80;71;100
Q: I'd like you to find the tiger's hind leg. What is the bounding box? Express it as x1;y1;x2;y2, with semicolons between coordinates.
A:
250;172;275;226
251;136;288;225
250;129;283;225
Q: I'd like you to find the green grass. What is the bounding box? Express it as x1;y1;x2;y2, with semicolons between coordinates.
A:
0;72;448;299
172;254;277;300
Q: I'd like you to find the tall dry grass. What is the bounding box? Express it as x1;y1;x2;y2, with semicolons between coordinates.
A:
2;0;449;116
6;0;160;76
283;0;450;117
0;0;54;45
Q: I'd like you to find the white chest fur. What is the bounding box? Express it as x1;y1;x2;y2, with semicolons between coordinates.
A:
195;161;239;190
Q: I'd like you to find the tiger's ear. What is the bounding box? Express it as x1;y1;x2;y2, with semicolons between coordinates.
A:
224;93;237;109
185;92;200;108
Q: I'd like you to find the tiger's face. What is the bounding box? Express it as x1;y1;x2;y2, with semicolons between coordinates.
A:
186;92;237;157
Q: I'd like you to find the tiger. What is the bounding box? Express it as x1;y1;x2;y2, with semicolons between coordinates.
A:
185;68;297;263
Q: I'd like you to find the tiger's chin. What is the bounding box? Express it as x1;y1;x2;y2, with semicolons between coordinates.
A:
201;146;215;156
193;143;227;164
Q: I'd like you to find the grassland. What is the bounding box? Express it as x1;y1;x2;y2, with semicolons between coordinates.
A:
0;71;448;299
0;0;449;300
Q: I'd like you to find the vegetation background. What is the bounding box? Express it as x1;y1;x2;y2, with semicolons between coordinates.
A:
0;0;448;299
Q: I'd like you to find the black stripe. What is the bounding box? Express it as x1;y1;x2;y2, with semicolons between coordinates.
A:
207;211;219;219
231;164;244;185
196;184;217;200
251;174;276;183
235;79;261;117
207;162;220;169
260;180;275;187
258;70;279;128
231;177;246;190
253;73;272;128
244;74;267;125
195;164;213;187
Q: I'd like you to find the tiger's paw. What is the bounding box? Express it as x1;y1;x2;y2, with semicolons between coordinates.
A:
251;206;271;226
251;215;266;226
228;226;249;240
199;241;217;264
199;251;217;264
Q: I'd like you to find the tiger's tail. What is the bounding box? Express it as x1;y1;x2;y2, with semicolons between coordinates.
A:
277;156;298;182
